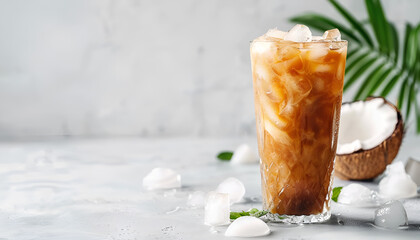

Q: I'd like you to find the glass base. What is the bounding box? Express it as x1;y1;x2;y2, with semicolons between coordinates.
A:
263;208;331;224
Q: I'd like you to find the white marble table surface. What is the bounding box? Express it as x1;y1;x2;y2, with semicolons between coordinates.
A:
0;136;419;240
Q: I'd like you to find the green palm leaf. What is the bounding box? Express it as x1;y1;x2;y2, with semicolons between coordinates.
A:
366;65;393;96
412;61;420;132
389;23;399;63
289;0;420;133
353;61;387;100
289;14;360;43
344;54;377;91
398;77;409;110
343;51;370;76
402;24;413;69
328;0;373;47
406;79;416;120
365;0;391;55
346;48;360;61
414;94;420;133
380;71;403;97
404;25;418;71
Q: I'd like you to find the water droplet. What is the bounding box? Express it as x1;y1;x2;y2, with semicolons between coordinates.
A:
209;226;219;234
161;226;174;234
166;206;180;214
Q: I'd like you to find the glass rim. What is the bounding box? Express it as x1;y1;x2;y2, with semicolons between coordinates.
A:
250;39;348;45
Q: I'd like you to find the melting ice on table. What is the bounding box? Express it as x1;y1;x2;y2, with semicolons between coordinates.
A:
204;191;230;226
230;144;259;164
225;216;270;237
337;183;380;207
338;162;418;207
187;191;206;208
379;162;417;200
142;168;181;190
215;177;246;204
374;200;408;229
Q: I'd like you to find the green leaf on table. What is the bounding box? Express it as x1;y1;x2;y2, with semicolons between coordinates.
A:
217;151;233;161
251;209;269;218
230;211;250;219
248;208;259;214
230;208;268;219
332;186;343;202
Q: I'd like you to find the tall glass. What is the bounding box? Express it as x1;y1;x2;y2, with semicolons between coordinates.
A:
250;38;347;223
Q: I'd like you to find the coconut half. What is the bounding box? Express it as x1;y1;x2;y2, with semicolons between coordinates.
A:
335;97;404;180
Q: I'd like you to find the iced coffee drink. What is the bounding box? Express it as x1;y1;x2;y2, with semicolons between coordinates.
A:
250;25;347;223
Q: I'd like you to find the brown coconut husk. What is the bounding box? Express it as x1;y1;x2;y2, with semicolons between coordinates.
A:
334;97;404;180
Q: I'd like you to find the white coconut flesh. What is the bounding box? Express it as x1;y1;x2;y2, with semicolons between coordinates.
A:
337;98;398;155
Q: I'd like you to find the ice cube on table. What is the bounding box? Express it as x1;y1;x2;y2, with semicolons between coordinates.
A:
231;144;259;164
322;28;341;41
204;192;230;226
187;191;206;208
142;168;181;190
379;162;417;199
216;177;246;204
225;216;270;237
265;28;287;39
387;161;406;175
374;201;408;229
284;24;312;42
405;157;420;185
337;183;378;206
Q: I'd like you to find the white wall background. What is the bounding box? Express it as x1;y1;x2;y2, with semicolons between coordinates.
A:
0;0;419;139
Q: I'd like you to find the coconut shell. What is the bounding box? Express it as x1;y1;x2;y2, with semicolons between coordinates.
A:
334;97;404;180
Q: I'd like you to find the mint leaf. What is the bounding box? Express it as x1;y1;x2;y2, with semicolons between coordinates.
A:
248;208;259;215
230;212;242;219
230;211;250;219
230;209;268;219
252;210;268;218
332;186;343;202
217;151;233;161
